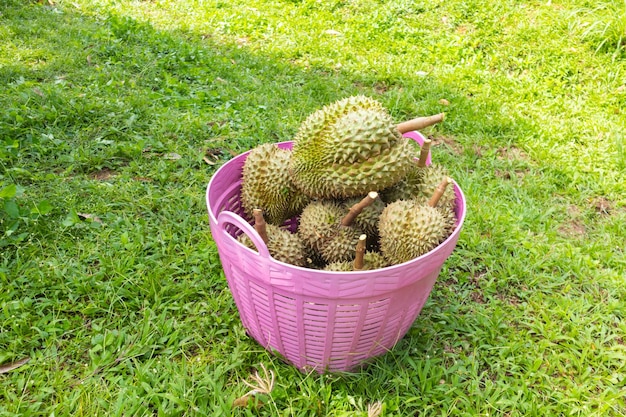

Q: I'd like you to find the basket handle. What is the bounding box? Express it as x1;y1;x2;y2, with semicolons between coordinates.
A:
216;210;271;258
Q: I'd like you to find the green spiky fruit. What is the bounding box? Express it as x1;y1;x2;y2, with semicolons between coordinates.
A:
237;224;307;267
414;164;456;207
241;143;310;225
320;226;361;264
297;200;344;253
298;200;361;264
412;195;457;232
379;200;451;265
381;163;455;206
323;251;389;271
341;196;386;237
289;95;416;199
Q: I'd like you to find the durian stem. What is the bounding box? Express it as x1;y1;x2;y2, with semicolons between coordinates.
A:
396;113;445;134
417;138;432;168
428;177;453;208
353;234;367;270
252;209;270;244
341;191;379;227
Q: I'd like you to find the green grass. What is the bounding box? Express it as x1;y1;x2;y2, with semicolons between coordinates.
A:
1;0;625;415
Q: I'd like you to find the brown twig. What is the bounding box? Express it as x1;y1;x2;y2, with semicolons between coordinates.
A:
416;138;432;168
353;234;367;270
252;209;269;244
341;191;379;227
428;177;453;208
396;113;445;133
0;357;30;374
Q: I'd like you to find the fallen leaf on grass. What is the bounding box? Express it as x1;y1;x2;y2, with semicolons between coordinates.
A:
0;357;30;374
232;395;265;408
77;213;103;223
203;147;224;165
163;152;182;160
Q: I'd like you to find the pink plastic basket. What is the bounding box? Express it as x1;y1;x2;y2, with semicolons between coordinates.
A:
205;132;466;373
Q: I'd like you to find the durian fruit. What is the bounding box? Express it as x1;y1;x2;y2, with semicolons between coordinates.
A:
381;139;455;208
297;200;345;254
411;164;456;207
288;95;417;199
324;235;390;271
381;138;432;203
379;179;455;265
237;209;308;267
298;192;379;264
241;143;310;225
320;227;362;264
297;200;361;265
427;177;457;232
340;192;386;238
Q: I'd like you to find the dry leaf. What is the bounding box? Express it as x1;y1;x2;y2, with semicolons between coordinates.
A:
203;156;215;165
0;357;30;374
439;98;450;106
33;87;44;97
77;213;103;223
163;152;182;160
232;395;250;408
324;29;343;36
232;394;264;408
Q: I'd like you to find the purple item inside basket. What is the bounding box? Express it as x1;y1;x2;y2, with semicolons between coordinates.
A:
205;131;466;373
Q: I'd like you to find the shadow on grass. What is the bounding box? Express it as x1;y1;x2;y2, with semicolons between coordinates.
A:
1;1;534;170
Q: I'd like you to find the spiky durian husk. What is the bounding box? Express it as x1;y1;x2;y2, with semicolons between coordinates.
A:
297;200;345;254
379;200;450;265
381;163;455;206
319;226;361;264
413;164;456;207
237;224;307;267
323;261;354;272
340;196;385;238
289;96;415;199
411;195;457;233
380;162;423;203
241;143;310;225
323;251;389;271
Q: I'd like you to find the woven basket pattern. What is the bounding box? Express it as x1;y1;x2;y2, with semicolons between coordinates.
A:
206;134;466;372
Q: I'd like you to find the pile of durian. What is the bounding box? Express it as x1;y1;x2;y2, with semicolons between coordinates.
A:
237;95;456;271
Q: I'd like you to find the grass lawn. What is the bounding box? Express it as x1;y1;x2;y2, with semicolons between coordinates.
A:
1;0;625;415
